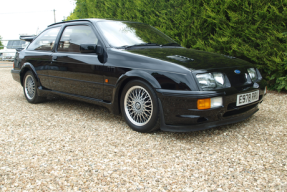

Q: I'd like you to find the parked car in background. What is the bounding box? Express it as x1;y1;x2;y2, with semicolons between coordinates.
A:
11;19;267;133
0;40;29;61
1;52;15;61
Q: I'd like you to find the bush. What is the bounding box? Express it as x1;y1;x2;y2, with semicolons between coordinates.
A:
269;52;287;92
0;36;3;50
67;0;287;91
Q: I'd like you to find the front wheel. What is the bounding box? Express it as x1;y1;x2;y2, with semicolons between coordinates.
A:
23;71;45;104
120;80;160;133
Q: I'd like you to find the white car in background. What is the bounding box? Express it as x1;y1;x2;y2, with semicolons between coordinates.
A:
1;52;15;61
0;40;29;61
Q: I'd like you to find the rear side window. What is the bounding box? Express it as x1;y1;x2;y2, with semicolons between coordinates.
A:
27;27;60;51
57;25;98;53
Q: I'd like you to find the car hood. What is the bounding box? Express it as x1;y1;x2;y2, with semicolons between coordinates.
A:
126;47;253;70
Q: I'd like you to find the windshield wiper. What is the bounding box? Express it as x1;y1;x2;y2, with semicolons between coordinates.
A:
117;43;160;49
162;42;181;47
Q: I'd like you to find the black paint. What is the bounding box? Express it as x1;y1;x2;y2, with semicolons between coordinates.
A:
11;19;266;132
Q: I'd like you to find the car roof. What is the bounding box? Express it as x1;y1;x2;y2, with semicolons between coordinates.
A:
48;18;143;27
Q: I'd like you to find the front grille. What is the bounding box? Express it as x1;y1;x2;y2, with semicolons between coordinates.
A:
228;74;246;86
223;103;258;117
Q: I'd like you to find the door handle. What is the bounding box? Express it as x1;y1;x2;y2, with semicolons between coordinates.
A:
52;56;58;61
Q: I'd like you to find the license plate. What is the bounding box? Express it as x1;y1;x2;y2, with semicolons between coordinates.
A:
236;90;259;106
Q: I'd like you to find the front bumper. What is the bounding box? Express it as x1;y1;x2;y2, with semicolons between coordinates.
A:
156;87;265;132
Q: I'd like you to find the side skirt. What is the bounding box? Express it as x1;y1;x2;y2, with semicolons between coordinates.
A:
37;86;115;113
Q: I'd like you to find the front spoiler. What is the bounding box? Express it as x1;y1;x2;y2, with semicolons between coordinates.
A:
158;98;259;132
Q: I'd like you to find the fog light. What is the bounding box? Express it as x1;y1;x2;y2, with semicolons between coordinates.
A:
211;97;223;108
197;98;211;110
197;97;223;110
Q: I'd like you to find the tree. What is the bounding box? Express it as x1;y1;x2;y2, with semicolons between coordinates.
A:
0;36;3;50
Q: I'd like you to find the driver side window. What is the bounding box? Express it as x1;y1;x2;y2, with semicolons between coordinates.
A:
27;27;60;51
57;25;98;53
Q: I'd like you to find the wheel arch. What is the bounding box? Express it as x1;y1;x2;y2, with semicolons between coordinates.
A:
112;70;161;115
20;63;40;87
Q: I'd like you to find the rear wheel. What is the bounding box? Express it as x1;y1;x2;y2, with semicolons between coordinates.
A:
121;80;160;132
23;71;45;103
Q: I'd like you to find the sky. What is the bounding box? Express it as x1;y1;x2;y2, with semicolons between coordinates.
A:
0;0;76;41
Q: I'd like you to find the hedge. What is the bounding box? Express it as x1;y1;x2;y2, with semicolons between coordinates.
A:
67;0;287;91
0;36;3;50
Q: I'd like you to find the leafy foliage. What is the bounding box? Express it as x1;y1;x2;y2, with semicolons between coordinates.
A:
67;0;287;91
269;52;287;92
0;36;3;50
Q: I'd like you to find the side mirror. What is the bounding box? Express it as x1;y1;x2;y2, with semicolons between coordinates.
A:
80;44;103;55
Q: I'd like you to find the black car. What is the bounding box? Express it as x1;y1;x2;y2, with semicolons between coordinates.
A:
11;19;266;133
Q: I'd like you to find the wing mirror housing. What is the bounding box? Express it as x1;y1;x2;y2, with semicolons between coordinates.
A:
80;44;104;55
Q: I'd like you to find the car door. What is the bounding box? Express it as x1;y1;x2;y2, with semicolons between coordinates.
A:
48;24;104;100
23;27;61;89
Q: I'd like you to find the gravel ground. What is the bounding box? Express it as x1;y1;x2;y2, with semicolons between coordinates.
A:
0;68;287;191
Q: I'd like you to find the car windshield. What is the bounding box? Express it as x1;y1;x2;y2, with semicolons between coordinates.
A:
97;21;178;48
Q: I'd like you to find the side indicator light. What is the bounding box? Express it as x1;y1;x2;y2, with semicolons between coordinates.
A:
197;98;211;110
13;62;15;69
105;79;109;83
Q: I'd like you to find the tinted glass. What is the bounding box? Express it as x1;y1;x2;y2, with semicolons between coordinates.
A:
27;27;60;51
97;21;176;47
58;25;98;53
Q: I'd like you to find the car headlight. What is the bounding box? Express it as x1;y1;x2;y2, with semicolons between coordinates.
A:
196;73;216;88
196;72;225;89
247;68;257;81
213;72;224;85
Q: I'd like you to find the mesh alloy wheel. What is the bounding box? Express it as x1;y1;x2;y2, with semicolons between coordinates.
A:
22;71;45;104
124;86;153;126
24;74;36;100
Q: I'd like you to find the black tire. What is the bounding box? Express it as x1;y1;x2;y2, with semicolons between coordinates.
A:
23;71;45;104
120;80;160;133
